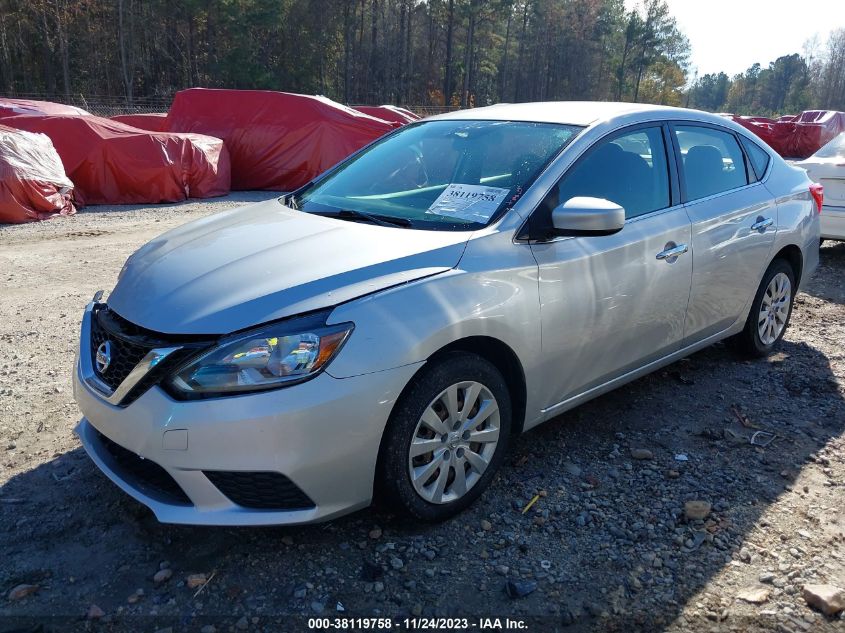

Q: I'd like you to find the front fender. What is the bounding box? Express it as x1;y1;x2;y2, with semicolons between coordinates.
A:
326;232;544;425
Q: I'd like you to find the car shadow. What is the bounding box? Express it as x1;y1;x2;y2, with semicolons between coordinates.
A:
2;312;843;628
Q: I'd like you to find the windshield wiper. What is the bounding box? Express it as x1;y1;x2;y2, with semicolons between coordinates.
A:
316;209;413;228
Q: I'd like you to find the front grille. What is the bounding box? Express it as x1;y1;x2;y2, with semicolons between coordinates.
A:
97;430;191;506
88;306;212;405
204;471;315;510
90;309;153;391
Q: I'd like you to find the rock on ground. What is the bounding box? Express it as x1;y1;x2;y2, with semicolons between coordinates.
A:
802;584;845;616
0;200;843;633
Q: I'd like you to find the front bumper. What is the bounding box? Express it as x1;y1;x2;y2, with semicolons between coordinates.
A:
821;204;845;240
74;335;420;526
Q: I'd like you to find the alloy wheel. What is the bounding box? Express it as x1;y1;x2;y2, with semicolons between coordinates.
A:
758;271;791;346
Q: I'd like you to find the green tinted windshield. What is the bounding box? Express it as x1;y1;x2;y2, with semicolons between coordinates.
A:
293;120;581;230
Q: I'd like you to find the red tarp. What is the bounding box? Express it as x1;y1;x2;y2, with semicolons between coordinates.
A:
0;98;90;118
0;124;76;223
110;113;168;132
0;114;230;204
353;105;420;126
164;88;396;191
779;110;845;159
731;110;845;159
731;115;779;151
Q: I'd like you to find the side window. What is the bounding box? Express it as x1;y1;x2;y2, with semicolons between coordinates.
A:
740;136;771;181
553;126;671;220
675;125;748;201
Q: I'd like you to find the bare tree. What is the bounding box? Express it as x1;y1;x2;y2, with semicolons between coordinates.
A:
118;0;133;105
443;0;455;105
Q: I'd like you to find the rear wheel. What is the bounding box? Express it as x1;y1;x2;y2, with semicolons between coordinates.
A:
730;259;795;357
377;352;511;522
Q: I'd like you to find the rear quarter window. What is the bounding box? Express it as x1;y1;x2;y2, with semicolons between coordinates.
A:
740;136;771;181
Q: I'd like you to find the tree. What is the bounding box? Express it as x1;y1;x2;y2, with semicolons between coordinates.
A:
818;28;845;111
0;0;832;116
690;72;729;111
443;0;455;105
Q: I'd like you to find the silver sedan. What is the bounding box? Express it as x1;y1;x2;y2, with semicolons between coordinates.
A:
73;102;820;525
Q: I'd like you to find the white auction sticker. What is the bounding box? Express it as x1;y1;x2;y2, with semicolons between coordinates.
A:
426;183;510;223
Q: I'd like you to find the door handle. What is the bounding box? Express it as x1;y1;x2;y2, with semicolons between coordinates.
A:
656;243;689;261
751;217;774;232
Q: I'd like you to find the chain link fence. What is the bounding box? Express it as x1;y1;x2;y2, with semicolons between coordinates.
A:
0;93;460;118
398;105;461;117
0;92;171;117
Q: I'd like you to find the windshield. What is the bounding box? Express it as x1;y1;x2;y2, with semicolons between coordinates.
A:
292;119;581;230
813;132;845;159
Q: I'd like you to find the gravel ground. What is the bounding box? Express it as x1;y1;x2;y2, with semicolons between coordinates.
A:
0;196;844;633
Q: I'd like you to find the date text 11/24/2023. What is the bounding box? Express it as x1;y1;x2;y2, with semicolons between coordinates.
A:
306;617;529;630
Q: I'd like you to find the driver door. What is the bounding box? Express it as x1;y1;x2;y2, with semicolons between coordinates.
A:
528;124;693;412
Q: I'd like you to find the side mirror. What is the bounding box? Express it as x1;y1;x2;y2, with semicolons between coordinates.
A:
551;197;625;236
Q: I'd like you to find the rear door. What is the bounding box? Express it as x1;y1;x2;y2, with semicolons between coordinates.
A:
671;123;777;343
528;124;693;410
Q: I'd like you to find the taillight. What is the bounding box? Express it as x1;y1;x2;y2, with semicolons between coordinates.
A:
809;183;823;214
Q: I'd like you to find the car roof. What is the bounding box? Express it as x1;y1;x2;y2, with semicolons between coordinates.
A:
427;101;708;127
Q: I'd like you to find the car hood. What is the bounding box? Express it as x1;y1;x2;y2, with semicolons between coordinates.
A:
108;199;470;334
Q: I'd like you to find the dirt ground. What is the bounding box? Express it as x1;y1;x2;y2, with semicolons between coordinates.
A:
0;195;843;633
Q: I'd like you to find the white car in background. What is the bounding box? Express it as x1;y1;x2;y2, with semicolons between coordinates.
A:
796;133;845;241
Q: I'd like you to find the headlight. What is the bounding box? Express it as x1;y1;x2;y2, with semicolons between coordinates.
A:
168;316;353;396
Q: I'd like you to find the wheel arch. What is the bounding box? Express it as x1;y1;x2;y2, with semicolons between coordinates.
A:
772;243;803;289
430;337;528;436
383;336;528;439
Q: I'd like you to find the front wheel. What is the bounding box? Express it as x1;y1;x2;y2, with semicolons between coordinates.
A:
377;352;512;522
730;259;796;357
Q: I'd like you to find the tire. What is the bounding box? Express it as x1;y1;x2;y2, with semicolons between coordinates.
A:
377;351;512;522
729;258;796;358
